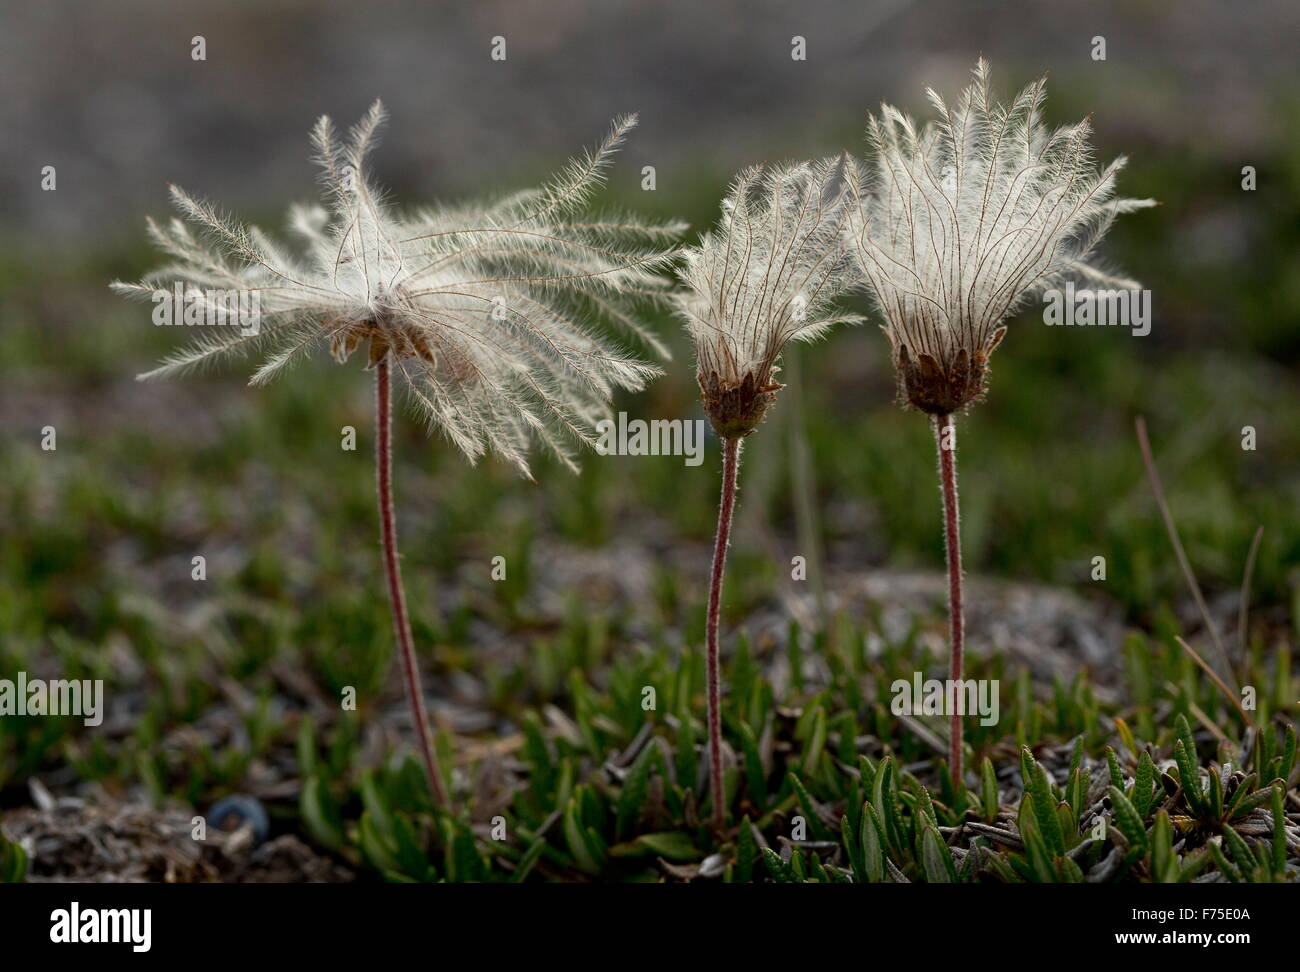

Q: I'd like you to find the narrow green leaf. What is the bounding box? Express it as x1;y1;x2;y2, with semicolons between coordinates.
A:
1270;785;1286;878
1221;824;1256;880
861;802;886;883
616;737;659;839
563;798;602;874
1025;752;1066;856
1207;838;1240;883
1108;786;1148;856
1105;747;1125;790
738;720;767;811
1132;750;1156;817
1173;739;1205;817
511;838;546;883
980;757;999;823
608;831;699;861
761;846;794;883
1018;797;1058;883
1151;810;1177;883
921;825;957;883
735;816;757;883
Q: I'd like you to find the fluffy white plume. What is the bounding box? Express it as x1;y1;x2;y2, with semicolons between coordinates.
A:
113;103;685;476
675;158;863;436
846;60;1154;411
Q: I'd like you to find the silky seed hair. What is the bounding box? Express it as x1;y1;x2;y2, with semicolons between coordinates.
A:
675;158;864;438
112;103;685;476
846;59;1155;413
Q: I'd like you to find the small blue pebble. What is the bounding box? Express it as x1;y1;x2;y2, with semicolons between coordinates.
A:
208;795;270;844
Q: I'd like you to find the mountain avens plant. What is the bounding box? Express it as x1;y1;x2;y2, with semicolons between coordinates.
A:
113;103;683;810
675;160;862;829
846;60;1154;787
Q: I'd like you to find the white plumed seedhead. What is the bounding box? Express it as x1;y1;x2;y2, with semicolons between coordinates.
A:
112;105;685;477
847;59;1155;415
676;157;864;439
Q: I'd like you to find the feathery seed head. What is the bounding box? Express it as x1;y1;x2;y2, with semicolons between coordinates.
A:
847;60;1155;415
675;158;863;439
112;103;685;477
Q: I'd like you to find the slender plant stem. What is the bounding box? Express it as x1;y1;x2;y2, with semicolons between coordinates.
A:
706;436;741;830
933;412;965;789
376;355;450;811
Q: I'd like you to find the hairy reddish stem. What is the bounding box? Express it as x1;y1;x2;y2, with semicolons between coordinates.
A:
376;355;450;810
705;436;741;830
934;412;965;789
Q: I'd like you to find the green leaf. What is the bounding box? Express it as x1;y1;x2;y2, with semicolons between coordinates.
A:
1174;714;1198;766
1108;786;1148;856
0;832;28;883
734;816;757;883
1151;810;1178;883
860;802;886;883
957;836;983;882
1018;796;1058;883
1173;739;1205;817
788;772;830;840
1226;782;1275;819
563;798;603;874
873;756;907;856
511;838;546;883
359;768;393;838
981;845;1022;883
1271;785;1287;878
1115;717;1137;757
1105;747;1125;790
1022;749;1065;856
1056;855;1084;883
1220;824;1257;880
738;720;767;811
841;814;864;883
1280;724;1297;782
358;810;398;874
296;714;317;780
444;821;484;883
300;774;344;851
616;738;659;839
761;847;795;883
609;830;700;861
1207;838;1241;883
1206;766;1224;821
1178;849;1209;883
1224;772;1260;819
980;757;999;823
800;705;827;776
920;825;957;883
1132;750;1156;817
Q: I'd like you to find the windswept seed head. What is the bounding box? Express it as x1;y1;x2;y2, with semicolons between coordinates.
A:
112;103;686;477
847;59;1155;414
675;158;864;439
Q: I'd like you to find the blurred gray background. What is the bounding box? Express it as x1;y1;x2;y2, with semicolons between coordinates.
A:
4;0;1297;238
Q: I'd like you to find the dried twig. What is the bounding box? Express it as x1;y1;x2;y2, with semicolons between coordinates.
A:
1135;416;1236;690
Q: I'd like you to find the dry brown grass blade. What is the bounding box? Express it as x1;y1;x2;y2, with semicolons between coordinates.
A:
1134;416;1236;690
1174;636;1255;730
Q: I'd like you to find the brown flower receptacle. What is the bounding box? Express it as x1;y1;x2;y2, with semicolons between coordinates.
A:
330;320;438;370
894;326;1006;415
698;369;782;440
